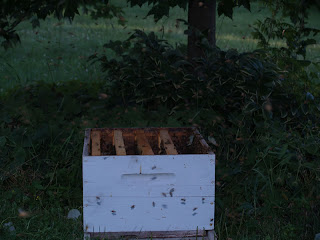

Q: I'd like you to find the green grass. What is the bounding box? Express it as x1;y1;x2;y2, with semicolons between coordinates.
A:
0;79;319;240
0;1;319;91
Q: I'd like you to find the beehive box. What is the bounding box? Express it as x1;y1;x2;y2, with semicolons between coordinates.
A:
83;127;216;239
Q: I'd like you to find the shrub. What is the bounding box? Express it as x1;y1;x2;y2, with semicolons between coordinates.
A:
92;30;320;238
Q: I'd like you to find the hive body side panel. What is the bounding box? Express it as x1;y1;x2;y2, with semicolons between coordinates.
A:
83;196;215;232
83;155;215;197
83;154;215;233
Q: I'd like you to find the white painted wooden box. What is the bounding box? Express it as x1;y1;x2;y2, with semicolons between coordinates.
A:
82;127;215;239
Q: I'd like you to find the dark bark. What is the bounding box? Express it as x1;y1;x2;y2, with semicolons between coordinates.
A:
187;0;216;59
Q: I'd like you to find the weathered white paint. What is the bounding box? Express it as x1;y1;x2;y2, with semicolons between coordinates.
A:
83;155;215;197
84;196;215;232
84;230;217;240
82;128;215;235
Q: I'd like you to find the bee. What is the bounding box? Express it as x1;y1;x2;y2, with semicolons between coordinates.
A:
169;188;174;197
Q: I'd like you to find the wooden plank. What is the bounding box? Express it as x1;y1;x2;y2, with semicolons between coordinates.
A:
135;130;154;155
83;155;215;197
87;230;207;239
159;130;178;155
83;196;214;232
84;183;214;197
91;130;101;156
192;128;214;155
83;129;91;157
208;230;218;240
113;130;126;156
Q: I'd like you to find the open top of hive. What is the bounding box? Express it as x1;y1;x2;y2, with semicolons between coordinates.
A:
85;127;213;156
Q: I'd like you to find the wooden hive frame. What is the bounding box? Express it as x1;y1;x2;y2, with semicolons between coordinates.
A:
83;127;216;240
89;127;213;157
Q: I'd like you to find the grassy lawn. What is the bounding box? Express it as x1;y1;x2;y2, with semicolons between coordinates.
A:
0;1;319;91
1;78;319;239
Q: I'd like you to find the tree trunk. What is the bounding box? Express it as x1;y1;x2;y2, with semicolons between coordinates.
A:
187;0;216;59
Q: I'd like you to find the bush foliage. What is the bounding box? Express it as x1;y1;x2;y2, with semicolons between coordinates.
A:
89;29;320;238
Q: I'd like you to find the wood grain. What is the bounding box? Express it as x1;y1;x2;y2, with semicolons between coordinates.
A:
88;230;207;239
135;130;154;155
91;130;101;156
113;130;126;155
159;130;178;155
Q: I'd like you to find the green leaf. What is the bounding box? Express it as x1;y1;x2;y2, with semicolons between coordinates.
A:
208;136;218;146
239;0;251;11
147;3;170;21
306;92;314;101
301;104;309;115
14;147;26;165
0;136;6;148
297;60;311;67
217;0;235;19
31;18;40;28
280;109;288;118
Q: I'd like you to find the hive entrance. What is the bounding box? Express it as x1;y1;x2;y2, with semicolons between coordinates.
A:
89;128;210;156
